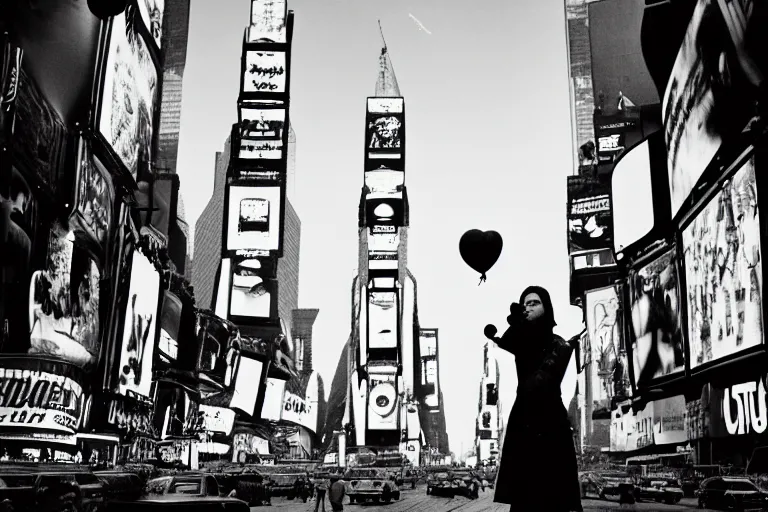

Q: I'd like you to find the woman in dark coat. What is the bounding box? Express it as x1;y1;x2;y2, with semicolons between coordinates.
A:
485;285;582;511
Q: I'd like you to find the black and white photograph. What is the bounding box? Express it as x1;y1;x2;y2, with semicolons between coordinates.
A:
367;114;402;149
368;374;398;430
229;260;275;319
28;222;101;370
117;248;160;399
237;108;285;159
662;0;759;218
243;50;286;95
629;247;685;386
71;139;114;256
367;291;397;349
248;0;287;43
137;0;165;50
100;7;159;181
683;158;763;369
585;286;621;403
567;176;613;253
226;185;282;252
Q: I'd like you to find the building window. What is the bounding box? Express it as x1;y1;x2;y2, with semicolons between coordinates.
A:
294;337;304;371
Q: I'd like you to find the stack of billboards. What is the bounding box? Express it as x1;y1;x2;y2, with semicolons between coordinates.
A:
603;0;768;461
0;0;210;463
206;0;295;439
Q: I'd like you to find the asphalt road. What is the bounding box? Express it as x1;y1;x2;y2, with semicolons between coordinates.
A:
252;485;726;511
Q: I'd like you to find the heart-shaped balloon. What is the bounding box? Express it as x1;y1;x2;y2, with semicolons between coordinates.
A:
459;229;503;285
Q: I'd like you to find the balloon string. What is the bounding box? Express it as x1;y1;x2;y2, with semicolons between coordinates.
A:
478;273;487;286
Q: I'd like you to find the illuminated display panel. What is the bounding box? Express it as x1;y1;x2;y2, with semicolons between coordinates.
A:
229;258;278;322
368;372;398;430
365;169;404;193
137;0;165;49
242;50;287;95
367;291;398;349
225;185;283;253
248;0;287;43
611;139;654;254
229;356;265;416
627;247;685;389
237;107;285;160
585;285;631;402
99;8;159;181
367;98;404;114
683;158;763;370
261;377;286;421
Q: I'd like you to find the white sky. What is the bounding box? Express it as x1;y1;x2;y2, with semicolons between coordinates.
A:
176;0;584;458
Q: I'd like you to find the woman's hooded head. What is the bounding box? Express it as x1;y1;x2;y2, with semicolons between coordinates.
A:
519;285;557;329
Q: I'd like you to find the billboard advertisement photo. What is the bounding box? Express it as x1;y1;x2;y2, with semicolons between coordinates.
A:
368;373;398;431
237;107;285;160
367;291;398;349
628;247;685;388
137;0;165;50
242;50;286;95
117;248;161;400
367;97;404;114
248;0;288;43
683;158;763;370
567;176;613;253
662;0;762;219
585;286;624;404
229;260;277;322
367;114;402;149
225;185;283;253
99;6;159;181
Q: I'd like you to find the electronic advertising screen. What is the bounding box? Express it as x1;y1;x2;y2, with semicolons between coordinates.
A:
367;231;400;253
199;405;236;436
229;259;278;322
158;291;182;365
261;378;286;422
662;0;761;219
567;175;613;254
137;0;165;50
229;356;265;417
627;247;685;388
611;138;655;255
365;196;404;227
364;168;404;194
10;0;99;193
368;373;398;430
225;185;283;253
248;0;288;43
71;138;115;263
367;97;404;115
367;291;398;349
237;107;285;160
419;329;438;357
117;248;161;400
585;285;631;402
99;6;159;181
242;50;287;96
422;358;439;408
27;222;101;371
367;113;403;150
683;158;763;370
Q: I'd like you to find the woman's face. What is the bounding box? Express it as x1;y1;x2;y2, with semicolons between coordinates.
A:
523;293;546;323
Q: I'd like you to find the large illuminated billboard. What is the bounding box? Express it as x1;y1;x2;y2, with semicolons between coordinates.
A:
117;248;161;400
229;259;279;324
662;0;761;219
248;0;288;43
98;6;159;182
367;291;398;349
241;51;287;96
627;247;685;389
368;372;398;431
567;176;613;254
364;168;404;193
224;184;284;253
261;377;286;421
683;158;763;370
229;356;266;417
236;106;285;160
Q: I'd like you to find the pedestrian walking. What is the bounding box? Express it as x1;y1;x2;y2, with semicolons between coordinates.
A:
485;285;582;512
314;474;329;512
327;476;346;512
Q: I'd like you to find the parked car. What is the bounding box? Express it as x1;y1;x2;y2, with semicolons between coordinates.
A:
425;471;454;496
104;495;249;512
213;472;271;506
0;464;106;512
579;470;635;504
697;476;768;511
634;477;683;504
94;471;145;503
145;474;221;498
344;468;400;504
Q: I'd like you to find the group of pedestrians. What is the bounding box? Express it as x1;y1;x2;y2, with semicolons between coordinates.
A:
313;475;346;512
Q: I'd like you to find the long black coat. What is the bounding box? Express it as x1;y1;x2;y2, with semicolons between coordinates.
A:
493;332;583;511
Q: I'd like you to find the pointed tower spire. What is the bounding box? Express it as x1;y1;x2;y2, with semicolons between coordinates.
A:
375;21;401;97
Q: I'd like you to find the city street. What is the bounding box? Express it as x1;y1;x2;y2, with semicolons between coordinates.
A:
257;485;722;511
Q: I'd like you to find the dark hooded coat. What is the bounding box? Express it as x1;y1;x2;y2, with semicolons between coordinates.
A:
493;286;582;511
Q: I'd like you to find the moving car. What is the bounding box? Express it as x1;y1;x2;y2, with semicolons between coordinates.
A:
449;469;480;498
634;477;684;504
697;476;768;511
344;468;400;504
145;474;221;498
579;470;635;503
0;464;106;512
426;471;454;497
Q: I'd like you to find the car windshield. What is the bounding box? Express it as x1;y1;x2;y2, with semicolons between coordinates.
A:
346;469;381;479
